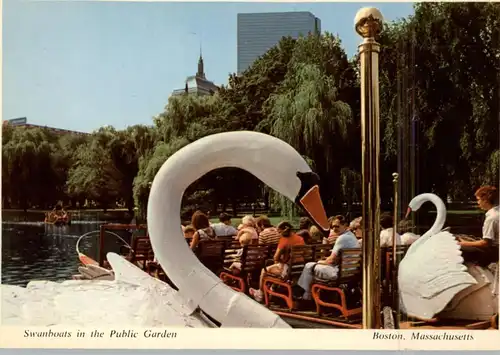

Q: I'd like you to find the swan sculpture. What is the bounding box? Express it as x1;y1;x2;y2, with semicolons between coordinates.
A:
147;131;330;327
398;193;498;321
2;131;331;328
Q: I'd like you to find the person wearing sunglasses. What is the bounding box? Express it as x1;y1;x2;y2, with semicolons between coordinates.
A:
297;215;358;300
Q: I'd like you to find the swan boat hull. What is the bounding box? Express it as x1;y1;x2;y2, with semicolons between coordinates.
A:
76;223;498;330
76;254;495;330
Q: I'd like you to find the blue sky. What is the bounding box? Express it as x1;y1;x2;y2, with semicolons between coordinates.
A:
3;1;414;133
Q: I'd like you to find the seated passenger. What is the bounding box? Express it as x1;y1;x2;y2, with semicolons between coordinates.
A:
249;221;305;302
211;212;238;237
297;215;358;300
228;231;253;273
379;213;402;248
398;219;420;245
323;215;346;244
309;225;324;244
458;186;499;267
349;217;363;247
238;215;259;243
296;217;313;244
183;225;196;240
189;211;216;250
256;215;281;245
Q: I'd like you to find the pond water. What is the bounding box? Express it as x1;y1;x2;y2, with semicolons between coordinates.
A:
1;210;132;287
1;209;485;287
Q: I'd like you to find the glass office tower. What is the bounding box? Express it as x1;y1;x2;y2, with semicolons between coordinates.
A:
237;12;321;74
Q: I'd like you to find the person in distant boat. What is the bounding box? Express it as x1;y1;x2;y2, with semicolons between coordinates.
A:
189;211;216;250
50;203;67;219
297;215;358;300
255;215;281;245
249;221;305;302
211;213;238;237
379;212;402;248
458;185;499;267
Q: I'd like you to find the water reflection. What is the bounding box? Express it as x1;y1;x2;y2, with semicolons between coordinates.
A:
2;211;132;287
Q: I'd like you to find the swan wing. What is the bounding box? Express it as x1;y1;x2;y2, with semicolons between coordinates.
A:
398;231;478;319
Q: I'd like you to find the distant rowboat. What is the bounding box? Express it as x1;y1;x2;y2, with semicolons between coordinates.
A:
44;211;71;226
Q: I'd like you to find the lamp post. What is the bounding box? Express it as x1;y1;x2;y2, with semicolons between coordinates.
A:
355;7;384;329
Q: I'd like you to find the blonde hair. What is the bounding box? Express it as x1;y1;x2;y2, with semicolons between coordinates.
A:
350;217;362;230
241;215;256;227
309;225;323;241
238;231;253;246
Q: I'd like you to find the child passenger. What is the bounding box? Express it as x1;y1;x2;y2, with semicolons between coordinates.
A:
229;231;253;273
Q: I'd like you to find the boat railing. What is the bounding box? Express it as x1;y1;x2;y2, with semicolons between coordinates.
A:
98;223;147;266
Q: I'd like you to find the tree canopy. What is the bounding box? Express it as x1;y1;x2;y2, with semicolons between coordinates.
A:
3;3;498;218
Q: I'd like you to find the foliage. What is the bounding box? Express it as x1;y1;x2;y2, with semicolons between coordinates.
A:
3;3;499;217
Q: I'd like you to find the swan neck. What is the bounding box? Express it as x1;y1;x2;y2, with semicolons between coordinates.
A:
422;195;446;239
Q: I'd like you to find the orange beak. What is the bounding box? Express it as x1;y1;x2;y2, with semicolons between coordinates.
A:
299;185;330;232
404;207;412;219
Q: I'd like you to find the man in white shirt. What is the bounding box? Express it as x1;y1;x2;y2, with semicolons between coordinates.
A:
211;213;238;237
459;186;499;267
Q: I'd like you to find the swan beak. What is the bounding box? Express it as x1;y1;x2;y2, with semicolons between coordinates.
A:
299;185;330;232
405;207;412;219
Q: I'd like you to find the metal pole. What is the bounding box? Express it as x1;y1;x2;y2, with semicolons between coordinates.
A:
392;172;400;328
355;7;384;329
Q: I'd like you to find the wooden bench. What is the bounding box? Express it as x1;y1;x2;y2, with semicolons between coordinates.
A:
262;245;316;310
311;248;362;319
381;245;410;306
219;245;270;293
313;243;332;260
195;239;226;273
104;235;155;271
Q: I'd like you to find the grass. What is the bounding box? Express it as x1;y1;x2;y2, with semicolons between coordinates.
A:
429;210;482;215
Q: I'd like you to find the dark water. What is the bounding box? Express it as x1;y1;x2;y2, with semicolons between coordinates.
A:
1;209;485;288
1;210;133;287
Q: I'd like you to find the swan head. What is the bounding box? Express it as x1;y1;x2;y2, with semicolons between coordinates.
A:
293;171;330;233
406;193;445;219
147;131;330;233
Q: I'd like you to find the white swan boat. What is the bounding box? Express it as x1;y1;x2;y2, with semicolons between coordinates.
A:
3;132;497;330
2;131;330;328
398;193;498;326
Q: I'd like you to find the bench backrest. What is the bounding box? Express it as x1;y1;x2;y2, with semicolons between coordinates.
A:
221;240;243;268
130;236;154;263
241;245;270;273
196;240;226;272
338;248;362;280
285;245;316;280
382;245;410;281
313;244;332;261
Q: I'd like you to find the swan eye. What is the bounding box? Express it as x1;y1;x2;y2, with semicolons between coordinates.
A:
295;171;320;201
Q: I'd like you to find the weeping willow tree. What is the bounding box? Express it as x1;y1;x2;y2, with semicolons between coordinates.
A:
2;127;57;210
259;34;356;217
133;93;227;214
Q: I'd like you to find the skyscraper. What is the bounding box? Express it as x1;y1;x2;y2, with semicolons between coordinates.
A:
237;12;321;74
